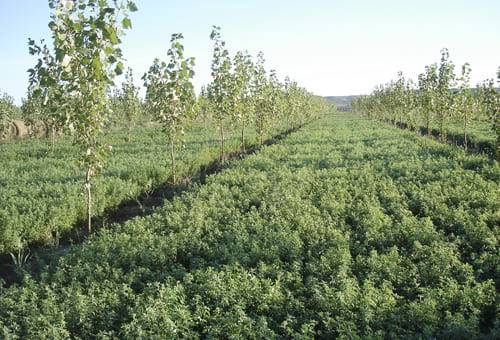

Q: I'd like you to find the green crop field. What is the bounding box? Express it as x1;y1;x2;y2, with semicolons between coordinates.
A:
0;1;499;338
1;113;498;338
0;122;266;254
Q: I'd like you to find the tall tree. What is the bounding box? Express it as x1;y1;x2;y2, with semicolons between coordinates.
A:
143;33;196;184
120;67;141;136
436;48;456;141
208;26;233;163
232;50;254;152
417;64;438;135
253;52;269;145
477;73;500;161
455;63;475;150
267;70;285;133
28;0;137;233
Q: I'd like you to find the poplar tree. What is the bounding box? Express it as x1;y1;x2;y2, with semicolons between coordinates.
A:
28;0;137;233
143;33;196;184
208;26;232;163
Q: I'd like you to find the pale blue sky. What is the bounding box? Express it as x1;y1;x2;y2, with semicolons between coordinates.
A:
0;0;499;103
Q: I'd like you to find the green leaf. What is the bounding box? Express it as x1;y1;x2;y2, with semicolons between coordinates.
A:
115;62;124;75
92;56;103;76
127;2;138;12
104;46;114;56
105;27;120;45
122;18;132;29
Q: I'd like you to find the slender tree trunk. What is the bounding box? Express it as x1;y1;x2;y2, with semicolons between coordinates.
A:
425;115;430;136
85;168;92;234
495;115;500;162
463;116;468;151
240;122;245;153
50;126;56;151
127;126;132;142
170;135;176;184
440;116;446;142
496;132;500;163
220;123;225;163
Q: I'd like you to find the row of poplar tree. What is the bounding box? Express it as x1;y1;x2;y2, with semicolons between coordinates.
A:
22;0;327;232
351;48;499;159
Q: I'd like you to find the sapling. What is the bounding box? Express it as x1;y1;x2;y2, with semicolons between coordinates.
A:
232;50;254;152
208;26;233;163
28;0;137;233
121;67;141;137
455;63;475;150
253;52;269;145
143;33;196;184
436;48;456;142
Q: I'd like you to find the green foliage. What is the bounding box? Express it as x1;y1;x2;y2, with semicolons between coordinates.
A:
208;26;233;162
120;67;142;130
417;63;439;132
2;21;327;254
0;114;497;338
232;50;254;150
28;0;137;232
206;27;324;155
0;121;264;254
253;52;269;143
477;77;500;160
21;91;44;133
454;63;476;150
352;48;499;159
0;91;20;138
26;41;63;143
435;48;456;141
143;33;196;183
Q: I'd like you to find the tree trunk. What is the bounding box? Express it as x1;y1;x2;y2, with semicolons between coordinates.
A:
127;126;132;142
495;113;500;162
496;133;500;163
439;117;446;142
85;168;92;234
220;123;225;164
463;116;468;151
240;122;245;153
170;135;176;184
50;126;56;151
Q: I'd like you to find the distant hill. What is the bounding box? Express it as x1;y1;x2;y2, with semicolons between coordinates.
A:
324;95;362;108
